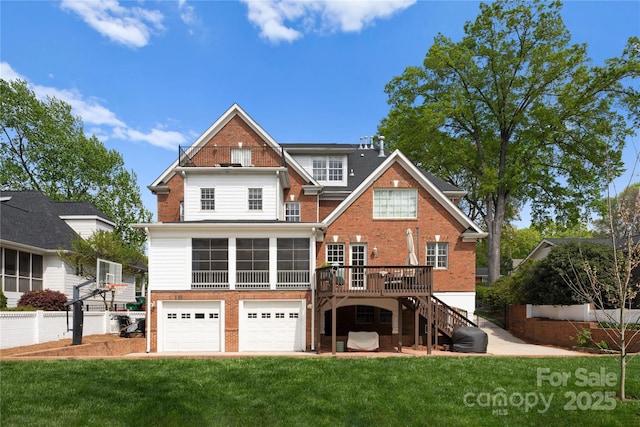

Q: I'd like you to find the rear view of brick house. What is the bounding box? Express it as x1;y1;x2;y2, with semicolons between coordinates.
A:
136;104;486;353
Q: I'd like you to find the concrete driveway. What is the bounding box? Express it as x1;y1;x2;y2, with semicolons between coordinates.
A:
478;318;580;356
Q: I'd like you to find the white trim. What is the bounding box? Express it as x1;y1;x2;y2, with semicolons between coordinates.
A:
59;215;116;228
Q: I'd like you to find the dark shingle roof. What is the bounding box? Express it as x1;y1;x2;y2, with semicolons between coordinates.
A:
281;143;462;194
0;191;111;251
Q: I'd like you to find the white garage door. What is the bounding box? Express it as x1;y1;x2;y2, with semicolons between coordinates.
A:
240;300;305;352
162;301;222;352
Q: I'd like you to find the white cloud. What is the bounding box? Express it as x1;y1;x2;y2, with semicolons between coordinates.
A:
1;62;186;150
60;0;165;48
1;62;24;81
118;126;188;150
37;86;126;128
178;0;197;26
241;0;416;43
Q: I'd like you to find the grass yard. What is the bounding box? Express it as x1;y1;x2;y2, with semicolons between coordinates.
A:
1;356;640;426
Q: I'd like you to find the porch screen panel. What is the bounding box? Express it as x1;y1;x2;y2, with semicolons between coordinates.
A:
3;248;17;292
236;238;269;283
192;238;228;285
277;238;309;285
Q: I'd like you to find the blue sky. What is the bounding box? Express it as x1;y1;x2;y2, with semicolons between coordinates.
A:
2;0;639;224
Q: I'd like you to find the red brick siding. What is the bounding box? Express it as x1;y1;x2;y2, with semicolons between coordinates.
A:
284;168;319;223
320;200;341;222
157;173;184;222
149;290;312;352
318;163;476;292
507;305;640;352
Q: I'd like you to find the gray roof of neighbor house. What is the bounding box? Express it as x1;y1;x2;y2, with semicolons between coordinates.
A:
0;191;112;251
280;143;462;194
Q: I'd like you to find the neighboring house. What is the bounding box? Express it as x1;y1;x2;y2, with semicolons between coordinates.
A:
0;191;137;308
475;267;489;283
138;104;487;353
520;238;613;264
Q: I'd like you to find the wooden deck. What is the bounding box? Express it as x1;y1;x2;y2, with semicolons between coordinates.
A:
316;265;432;298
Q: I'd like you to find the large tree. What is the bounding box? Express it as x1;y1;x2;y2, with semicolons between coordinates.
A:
379;0;639;283
593;183;640;240
0;79;151;251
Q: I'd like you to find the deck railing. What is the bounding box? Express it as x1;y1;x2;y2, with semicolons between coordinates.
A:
316;265;432;297
179;145;283;168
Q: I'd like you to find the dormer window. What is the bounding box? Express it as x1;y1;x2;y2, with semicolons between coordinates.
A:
313;156;343;182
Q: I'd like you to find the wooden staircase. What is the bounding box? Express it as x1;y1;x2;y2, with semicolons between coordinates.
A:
402;295;477;343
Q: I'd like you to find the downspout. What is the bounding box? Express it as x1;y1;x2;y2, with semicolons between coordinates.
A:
311;231;316;351
145;227;151;353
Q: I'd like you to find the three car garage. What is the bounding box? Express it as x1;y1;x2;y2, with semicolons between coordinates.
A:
159;299;306;352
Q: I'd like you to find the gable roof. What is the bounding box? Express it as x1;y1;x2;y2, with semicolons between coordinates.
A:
321;150;486;240
0;191;112;252
149;103;316;192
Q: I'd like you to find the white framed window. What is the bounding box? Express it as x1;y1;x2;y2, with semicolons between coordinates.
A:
201;188;215;210
248;188;262;210
373;189;417;219
313;157;343;182
426;242;448;269
350;244;366;289
231;148;252;166
312;159;327;181
2;248;42;293
328;157;343;181
326;244;345;265
285;202;300;222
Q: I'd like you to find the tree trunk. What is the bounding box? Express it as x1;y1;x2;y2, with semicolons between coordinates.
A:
486;192;508;284
619;306;626;400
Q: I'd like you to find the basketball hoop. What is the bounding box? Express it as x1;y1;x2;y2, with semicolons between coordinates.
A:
107;283;128;295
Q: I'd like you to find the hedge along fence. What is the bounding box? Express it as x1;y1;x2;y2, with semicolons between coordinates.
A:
0;311;145;350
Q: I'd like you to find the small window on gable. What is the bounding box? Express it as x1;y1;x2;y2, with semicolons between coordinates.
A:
231;148;252;166
373;189;417;219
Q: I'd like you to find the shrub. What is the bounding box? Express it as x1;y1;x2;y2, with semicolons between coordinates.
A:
522;242;615;306
0;289;7;309
17;289;67;311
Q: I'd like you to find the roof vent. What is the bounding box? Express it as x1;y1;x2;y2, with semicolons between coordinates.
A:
378;136;385;157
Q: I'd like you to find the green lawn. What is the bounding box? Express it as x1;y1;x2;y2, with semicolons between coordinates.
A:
2;356;640;426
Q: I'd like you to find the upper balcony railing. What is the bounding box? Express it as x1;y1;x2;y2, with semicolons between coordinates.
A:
316;265;432;298
191;269;311;290
179;145;284;168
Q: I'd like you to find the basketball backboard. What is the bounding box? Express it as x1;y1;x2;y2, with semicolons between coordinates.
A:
96;258;122;290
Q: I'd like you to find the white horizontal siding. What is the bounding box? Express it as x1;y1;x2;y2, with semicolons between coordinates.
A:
184;174;280;221
148;236;190;291
63;218;113;238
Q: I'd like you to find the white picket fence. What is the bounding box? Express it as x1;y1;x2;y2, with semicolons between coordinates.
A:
0;310;145;350
527;304;640;324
